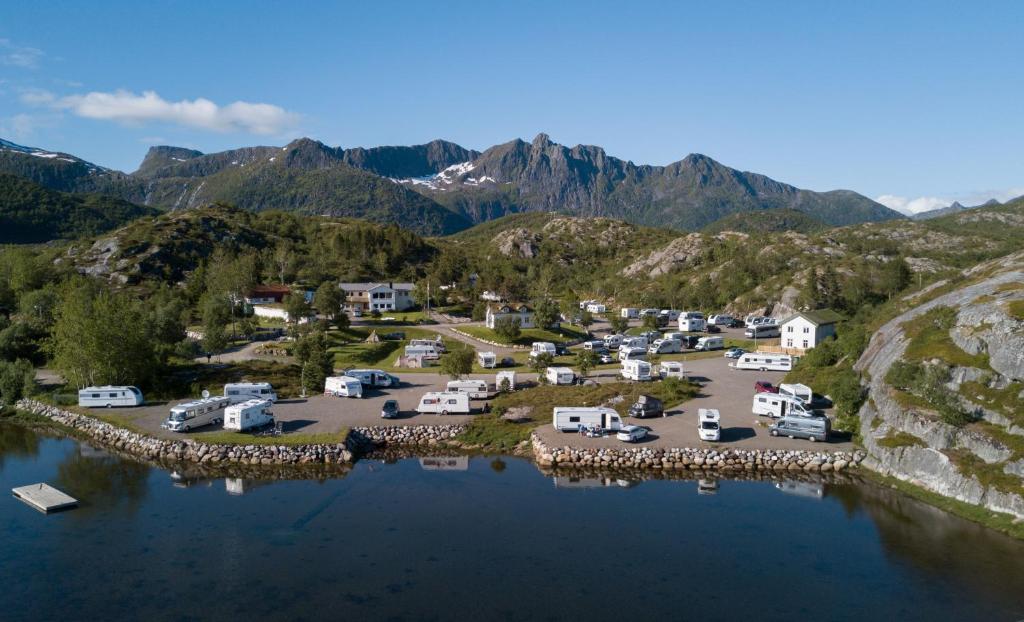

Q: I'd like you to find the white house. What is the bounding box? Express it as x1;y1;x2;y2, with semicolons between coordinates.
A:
780;310;842;351
485;303;535;329
339;282;415;313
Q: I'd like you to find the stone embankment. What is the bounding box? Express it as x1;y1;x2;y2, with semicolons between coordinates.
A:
350;425;466;448
531;433;863;472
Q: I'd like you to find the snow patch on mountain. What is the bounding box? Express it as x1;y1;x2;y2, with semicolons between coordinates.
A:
392;161;500;191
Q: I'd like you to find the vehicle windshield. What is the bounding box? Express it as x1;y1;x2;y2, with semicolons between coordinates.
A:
170;411;186;421
701;421;719;430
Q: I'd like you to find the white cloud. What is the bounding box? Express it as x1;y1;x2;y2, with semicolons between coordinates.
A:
0;38;43;68
875;194;949;215
43;89;298;135
0;113;53;141
18;87;56;105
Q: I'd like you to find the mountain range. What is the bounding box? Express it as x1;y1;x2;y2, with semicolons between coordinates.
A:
0;134;903;236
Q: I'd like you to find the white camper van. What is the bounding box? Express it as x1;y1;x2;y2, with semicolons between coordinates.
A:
545;367;576;385
698;408;721;441
404;344;440;360
478;351;497;369
162;396;231;432
552;407;623;432
621;359;653;381
324;375;363;398
223;399;274;431
620;336;648;351
415;391;471;415
779;383;813;404
752;393;816;418
620;308;639;319
604;334;624;349
77;386;143;408
648;338;681;354
618;347;648;362
659;361;686;379
223;382;277;404
695;336;724;351
446;379;489;399
529;342;557;359
496;370;517;391
346;369;400;387
731;353;793;372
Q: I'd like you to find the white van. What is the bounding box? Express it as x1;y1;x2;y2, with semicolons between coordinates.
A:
496;370;517;391
416;391;471;415
545;367;576;385
405;344;440;360
604;334;624;349
659;361;686;379
648;338;681;354
698;408;721;441
621;359;653;381
618;347;647;362
529;342;557;359
779;383;813;404
552;406;623;432
223;399;274;431
78;386;143;408
410;338;446;353
745;325;781;339
346;369;400;387
695;336;724;351
446;379;489;399
753;393;816;418
620;308;639;319
731;353;793;372
324;375;363;398
224;382;277;404
162;396;231;432
478;351;497;369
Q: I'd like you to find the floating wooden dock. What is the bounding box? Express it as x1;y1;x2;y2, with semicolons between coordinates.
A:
12;483;78;513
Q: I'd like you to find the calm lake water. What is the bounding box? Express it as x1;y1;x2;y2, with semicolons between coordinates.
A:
2;423;1023;622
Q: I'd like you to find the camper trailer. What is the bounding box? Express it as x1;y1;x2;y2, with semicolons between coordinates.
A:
620;308;639;319
552;407;623;432
731;353;793;372
779;383;813;404
585;302;606;314
409;338;446;353
415;391;472;415
446;379;489;399
679;317;707;332
620;336;649;351
404;344;440;360
223;382;277;404
659;361;686;379
708;314;734;326
162;396;231;432
324;375;363;398
770;414;831;442
695;336;724;351
496;370;517;391
698;408;721;442
77;386;143;408
753;393;816;418
618;347;647;362
621;359;653;382
223;399;274;431
545;367;576;385
346;369;400;387
529;342;557;359
478;351;498;369
604;334;624;349
640;308;660;317
648;338;682;354
745;324;781;339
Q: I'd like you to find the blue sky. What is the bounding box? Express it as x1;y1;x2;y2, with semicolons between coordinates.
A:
1;0;1022;212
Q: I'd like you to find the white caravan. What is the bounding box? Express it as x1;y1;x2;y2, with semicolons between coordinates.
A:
404;344;440;360
753;393;815;418
529;342;557;359
586;302;606;314
496;370;517;391
346;369;400;387
163;396;231;432
640;308;660;317
545;367;576;385
745;324;781;339
415;391;471;415
779;383;813;404
410;338;446;353
78;386;143;408
446;379;489;399
621;359;653;382
618;347;648;362
603;334;624;349
648;338;681;354
731;353;793;372
478;351;497;369
679;317;707;332
708;314;734;326
223;399;274;431
223;382;277;404
552;407;624;432
620;336;649;351
745;315;770;327
620;308;639;319
695;336;724;351
324;375;363;398
659;361;687;379
698;408;721;441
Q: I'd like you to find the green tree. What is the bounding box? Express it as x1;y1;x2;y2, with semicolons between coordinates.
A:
294;329;333;394
315;281;343;325
493;316;521;342
530;352;554;382
579;310;594;334
283;293;312;329
0;358;34;406
201;294;231;352
441;348;474;380
575;349;598;380
642;314;659;331
609;313;629;335
471;301;487;322
534;299;561;330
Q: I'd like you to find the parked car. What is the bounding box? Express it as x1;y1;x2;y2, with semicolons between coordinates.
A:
628;395;664;418
381;399;400;419
705;324;721;333
555;344;571;356
616;425;649;443
754;380;779;394
681;335;701;349
598;353;615;364
728;318;744;328
724;347;746;359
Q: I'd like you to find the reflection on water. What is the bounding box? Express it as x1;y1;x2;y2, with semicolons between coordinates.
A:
2;423;1024;622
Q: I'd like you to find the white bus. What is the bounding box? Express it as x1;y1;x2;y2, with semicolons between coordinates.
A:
78;386;143;408
163;396;231;432
415;391;471;415
325;375;363;398
731;353;793;372
223;399;274;431
446;379;489;399
552;407;623;432
223;382;277;404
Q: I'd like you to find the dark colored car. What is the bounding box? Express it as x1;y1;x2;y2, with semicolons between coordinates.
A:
555;344;571;356
628;394;665;418
754;381;778;394
705;324;721;333
381;399;400;419
681;335;701;349
728;319;744;328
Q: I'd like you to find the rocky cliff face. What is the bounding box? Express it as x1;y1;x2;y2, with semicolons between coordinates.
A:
855;251;1024;518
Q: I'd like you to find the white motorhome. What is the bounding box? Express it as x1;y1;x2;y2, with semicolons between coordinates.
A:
552;407;623;432
620;336;649;350
648;338;681;354
618;347;647;362
731;353;793;372
621;359;653;382
529;342;557;359
163;396;231;432
698;408;721;441
410;338;446;353
708;314;734;326
620;308;639;319
77;386;143;408
324;375;363;398
404;344;440;360
745;315;768;327
415;391;471;415
659;361;687;379
753;393;816;418
478;351;497;369
745;324;781;339
585;302;606;314
346;369;400;387
679;317;707;332
659;309;681;321
446;379;489;399
640;308;660;317
496;370;517;391
223;399;274;431
603;334;624;349
545;367;576;385
223;382;277;404
779;383;813;404
695;336;724;351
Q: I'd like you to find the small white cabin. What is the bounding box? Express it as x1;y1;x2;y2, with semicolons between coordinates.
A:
416;391;471;415
545;367;576;385
78;386;143;408
552;407;623;432
621;359;653;382
478;351;497;369
446;379;489;399
731;353;793;372
324;375;363;398
224;382;277;404
223;399;274;431
780;310;841;351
